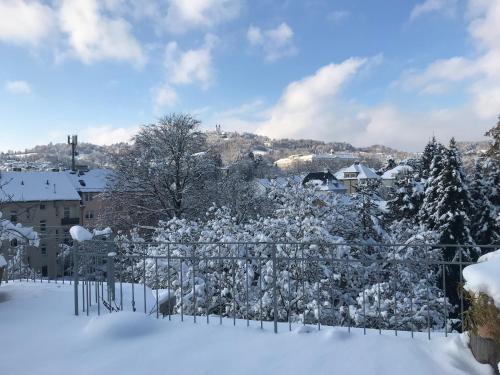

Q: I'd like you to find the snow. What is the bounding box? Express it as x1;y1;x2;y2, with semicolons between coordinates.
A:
0;282;493;375
0;171;81;202
93;227;113;237
64;169;114;193
463;249;500;307
0;254;6;267
335;163;381;180
70;225;93;242
382;165;414;180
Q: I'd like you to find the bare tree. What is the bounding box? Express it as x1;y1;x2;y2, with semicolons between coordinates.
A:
103;114;222;228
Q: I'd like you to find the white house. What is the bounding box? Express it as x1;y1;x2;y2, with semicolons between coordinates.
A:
334;163;381;194
381;165;414;187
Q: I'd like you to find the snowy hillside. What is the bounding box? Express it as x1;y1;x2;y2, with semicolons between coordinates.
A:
0;282;493;375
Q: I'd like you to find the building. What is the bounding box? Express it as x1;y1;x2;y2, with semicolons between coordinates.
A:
64;169;113;228
302;171;347;194
0;171;81;278
381;165;414;188
334;162;381;194
0;169;114;279
256;172;347;195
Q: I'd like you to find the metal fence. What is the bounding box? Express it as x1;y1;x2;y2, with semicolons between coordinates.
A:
66;240;499;338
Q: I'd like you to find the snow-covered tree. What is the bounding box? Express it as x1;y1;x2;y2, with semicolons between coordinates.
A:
420;136;439;179
387;175;424;223
468;159;499;245
104;114;222;228
0;211;39;280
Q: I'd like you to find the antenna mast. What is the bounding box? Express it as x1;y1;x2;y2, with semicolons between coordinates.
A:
67;134;78;171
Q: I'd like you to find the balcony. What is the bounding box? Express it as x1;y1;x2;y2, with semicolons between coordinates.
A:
61;217;80;226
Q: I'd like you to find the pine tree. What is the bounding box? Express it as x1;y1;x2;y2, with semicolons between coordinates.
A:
468;159;499;245
485;115;500;163
420;136;438;179
418;142;446;228
387;175;424;223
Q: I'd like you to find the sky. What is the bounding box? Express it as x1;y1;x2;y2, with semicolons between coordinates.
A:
0;0;499;152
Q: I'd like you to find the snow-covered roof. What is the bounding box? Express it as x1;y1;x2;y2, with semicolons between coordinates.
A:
334;164;380;180
64;169;114;193
0;171;81;202
381;165;413;180
257;175;303;189
305;179;347;193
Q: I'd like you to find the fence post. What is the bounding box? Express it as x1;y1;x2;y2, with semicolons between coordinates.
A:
107;252;116;304
73;251;79;316
272;243;278;334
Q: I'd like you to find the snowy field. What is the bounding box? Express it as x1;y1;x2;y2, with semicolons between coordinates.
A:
0;282;493;375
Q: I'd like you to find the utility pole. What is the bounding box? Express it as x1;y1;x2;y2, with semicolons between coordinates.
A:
68;134;78;172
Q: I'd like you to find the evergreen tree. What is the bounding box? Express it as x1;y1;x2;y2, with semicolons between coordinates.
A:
420;136;438;179
468;159;499;245
485;115;500;163
387;175;424;223
419;138;476;315
418;143;446;228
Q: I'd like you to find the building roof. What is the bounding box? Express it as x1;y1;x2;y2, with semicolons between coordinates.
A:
0;171;81;202
381;165;413;180
64;169;114;193
334;163;380;180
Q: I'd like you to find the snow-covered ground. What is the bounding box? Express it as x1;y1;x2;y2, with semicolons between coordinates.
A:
0;281;493;375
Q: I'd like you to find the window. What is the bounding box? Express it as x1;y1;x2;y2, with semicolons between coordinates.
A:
10;211;17;223
84;193;93;202
10;238;18;247
41;244;47;255
63;207;70;219
40;204;46;210
40;220;46;232
85;211;94;219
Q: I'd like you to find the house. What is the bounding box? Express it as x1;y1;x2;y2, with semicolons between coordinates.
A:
64;169;114;228
381;165;414;187
302;171;347;194
0;171;81;278
256;172;347;196
334;162;381;194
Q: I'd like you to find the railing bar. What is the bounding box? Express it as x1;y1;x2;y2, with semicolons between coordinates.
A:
143;252;147;314
233;244;237;327
167;244;171;321
193;245;197;324
246;245;250;328
131;259;136;312
442;263;447;337
219;244;222;326
155;257;159;319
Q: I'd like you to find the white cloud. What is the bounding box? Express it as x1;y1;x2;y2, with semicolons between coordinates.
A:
410;0;458;21
165;34;218;88
165;0;242;34
219;55;492;151
153;84;178;111
5;80;32;94
255;58;366;139
81;125;139;145
58;0;146;66
402;0;500;120
0;0;55;45
247;23;297;62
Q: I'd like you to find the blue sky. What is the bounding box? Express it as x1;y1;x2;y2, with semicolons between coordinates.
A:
1;0;499;152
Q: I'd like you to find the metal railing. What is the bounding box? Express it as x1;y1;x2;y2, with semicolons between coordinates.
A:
68;240;499;338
